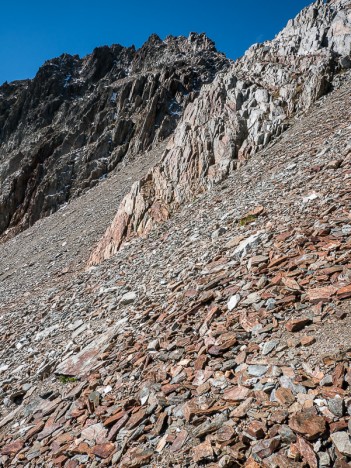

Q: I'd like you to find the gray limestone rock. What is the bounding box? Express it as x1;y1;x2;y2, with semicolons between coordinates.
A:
331;431;351;457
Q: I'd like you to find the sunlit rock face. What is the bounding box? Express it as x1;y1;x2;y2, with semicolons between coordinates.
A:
90;0;351;265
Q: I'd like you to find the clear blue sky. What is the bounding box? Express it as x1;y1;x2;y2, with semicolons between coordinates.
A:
0;0;312;85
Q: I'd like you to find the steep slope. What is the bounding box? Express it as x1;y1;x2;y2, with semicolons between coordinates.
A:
0;33;228;240
90;0;351;264
0;141;167;310
0;70;351;467
1;1;351;467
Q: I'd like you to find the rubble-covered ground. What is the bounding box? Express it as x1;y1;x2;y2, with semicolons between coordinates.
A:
0;70;351;466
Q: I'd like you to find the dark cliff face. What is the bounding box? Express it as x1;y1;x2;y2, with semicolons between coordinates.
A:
0;33;229;240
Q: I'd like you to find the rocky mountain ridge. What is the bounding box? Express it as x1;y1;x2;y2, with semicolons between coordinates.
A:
0;32;228;240
90;0;351;264
1;70;351;467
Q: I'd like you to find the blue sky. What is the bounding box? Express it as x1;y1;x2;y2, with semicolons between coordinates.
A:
0;0;312;85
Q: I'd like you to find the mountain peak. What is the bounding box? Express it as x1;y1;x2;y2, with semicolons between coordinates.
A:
187;31;217;51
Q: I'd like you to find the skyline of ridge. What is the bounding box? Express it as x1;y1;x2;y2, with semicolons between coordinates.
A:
0;0;312;85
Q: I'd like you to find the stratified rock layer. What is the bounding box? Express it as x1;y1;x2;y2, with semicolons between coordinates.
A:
90;0;351;264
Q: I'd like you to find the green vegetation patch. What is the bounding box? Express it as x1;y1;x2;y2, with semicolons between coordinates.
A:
57;375;78;384
238;214;256;226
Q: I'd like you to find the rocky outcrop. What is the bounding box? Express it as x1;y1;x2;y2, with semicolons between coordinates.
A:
0;33;228;240
90;0;351;265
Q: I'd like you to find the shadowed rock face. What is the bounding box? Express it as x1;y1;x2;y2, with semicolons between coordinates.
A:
0;33;229;240
89;0;351;265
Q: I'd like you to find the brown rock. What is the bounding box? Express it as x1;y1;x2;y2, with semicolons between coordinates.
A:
170;430;188;452
285;316;312;332
266;453;296;468
336;284;351;299
72;442;92;455
223;386;251;402
230;398;254;418
282;277;301;291
51;433;73;453
64;460;79;468
289;409;326;440
24;421;45;442
1;439;24;456
103;410;128;427
330;420;349;433
126;408;146;429
320;386;345;399
193;440;214;462
327;159;342;169
248;255;269;269
91;442;116;458
251;437;280;459
246;205;265;217
307;285;337;303
52;454;67;466
244;457;262;467
194;355;208;370
288;443;300;461
245;420;266;439
300;335;316;346
332;363;345;387
208;337;237;355
120;448;153;467
161;383;180;395
216;424;236;443
108;412;129;441
269;255;290;268
37;417;61;441
296;436;318;468
275;387;295;406
152;412;168;436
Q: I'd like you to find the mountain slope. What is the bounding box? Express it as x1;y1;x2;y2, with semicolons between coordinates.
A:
90;0;351;264
0;140;167;310
0;68;351;468
1;1;351;467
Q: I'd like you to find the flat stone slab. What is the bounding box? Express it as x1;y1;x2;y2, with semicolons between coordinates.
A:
55;320;127;377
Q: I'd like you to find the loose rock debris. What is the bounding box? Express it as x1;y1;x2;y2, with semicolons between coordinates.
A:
0;74;351;467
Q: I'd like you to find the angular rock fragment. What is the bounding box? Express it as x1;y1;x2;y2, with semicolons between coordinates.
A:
289;410;326;440
285;317;312;332
331;431;351;457
223;386;251;402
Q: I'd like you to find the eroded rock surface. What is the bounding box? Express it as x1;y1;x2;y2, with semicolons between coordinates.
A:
90;0;351;264
1;60;351;468
1;1;351;467
0;33;228;240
